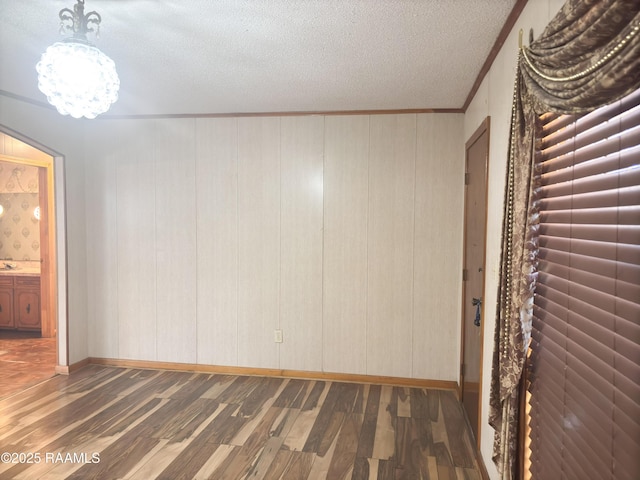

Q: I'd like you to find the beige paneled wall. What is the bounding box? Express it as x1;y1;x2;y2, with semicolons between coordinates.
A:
323;115;369;374
116;121;158;361
85;112;464;380
367;115;417;377
237;117;281;368
86;120;124;360
156;119;198;363
195;118;239;366
414;114;466;380
279;116;324;372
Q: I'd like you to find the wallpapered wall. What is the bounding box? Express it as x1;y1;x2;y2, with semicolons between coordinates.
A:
0;161;40;260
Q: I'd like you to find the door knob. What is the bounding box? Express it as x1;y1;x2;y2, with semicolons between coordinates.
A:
472;297;482;327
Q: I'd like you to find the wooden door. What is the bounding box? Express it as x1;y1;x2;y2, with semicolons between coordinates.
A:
460;117;489;445
0;288;14;328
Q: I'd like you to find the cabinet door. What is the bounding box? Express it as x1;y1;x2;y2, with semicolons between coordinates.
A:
15;290;40;330
0;289;14;328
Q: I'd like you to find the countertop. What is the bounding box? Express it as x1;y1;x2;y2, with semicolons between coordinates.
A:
0;261;41;276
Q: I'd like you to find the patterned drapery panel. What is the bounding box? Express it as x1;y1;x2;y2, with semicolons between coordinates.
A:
489;0;640;477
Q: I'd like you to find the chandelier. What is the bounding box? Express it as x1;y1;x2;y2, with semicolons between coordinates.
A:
36;0;120;119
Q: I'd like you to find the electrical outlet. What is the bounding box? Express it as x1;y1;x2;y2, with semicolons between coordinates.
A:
274;329;283;343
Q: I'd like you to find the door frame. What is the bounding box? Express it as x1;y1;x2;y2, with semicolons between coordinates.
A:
0;154;57;339
459;116;490;448
0;125;68;370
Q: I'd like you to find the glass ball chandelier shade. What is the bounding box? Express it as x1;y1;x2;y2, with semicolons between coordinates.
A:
37;41;119;119
36;0;120;119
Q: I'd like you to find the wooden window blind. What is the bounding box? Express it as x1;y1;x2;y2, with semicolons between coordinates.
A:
527;87;640;480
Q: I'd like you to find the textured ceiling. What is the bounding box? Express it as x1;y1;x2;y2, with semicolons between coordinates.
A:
0;0;518;117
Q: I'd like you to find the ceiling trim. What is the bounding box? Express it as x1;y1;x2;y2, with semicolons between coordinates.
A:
462;0;529;112
0;88;465;118
97;108;464;120
0;89;54;111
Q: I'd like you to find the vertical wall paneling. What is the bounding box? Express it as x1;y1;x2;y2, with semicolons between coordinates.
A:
80;111;465;381
367;114;416;378
154;119;198;363
116;120;158;361
237;117;281;368
279;116;324;371
195;118;239;366
85;123;119;358
322;115;370;374
413;114;464;380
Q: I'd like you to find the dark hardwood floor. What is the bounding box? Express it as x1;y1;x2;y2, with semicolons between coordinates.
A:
0;330;56;400
0;365;482;479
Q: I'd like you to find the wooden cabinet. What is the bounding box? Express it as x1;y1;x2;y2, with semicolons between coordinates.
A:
15;277;41;330
0;277;13;328
0;275;40;331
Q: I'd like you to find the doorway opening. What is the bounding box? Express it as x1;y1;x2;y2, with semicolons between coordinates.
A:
0;130;61;399
460;117;490;446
